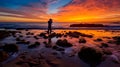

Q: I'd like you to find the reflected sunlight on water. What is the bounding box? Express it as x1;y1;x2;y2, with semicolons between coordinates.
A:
29;30;120;37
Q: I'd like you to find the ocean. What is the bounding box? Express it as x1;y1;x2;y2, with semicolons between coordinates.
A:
0;22;120;30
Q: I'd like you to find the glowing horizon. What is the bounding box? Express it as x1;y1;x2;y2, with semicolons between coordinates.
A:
0;0;120;23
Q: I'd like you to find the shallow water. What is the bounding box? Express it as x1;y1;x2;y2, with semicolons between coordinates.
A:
1;29;120;67
27;29;120;36
1;29;120;50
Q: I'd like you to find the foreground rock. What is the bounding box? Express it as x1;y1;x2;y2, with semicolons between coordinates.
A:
3;44;19;53
0;51;9;62
0;31;10;40
78;46;103;67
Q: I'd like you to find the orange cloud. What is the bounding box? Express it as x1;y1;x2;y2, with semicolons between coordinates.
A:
51;0;120;22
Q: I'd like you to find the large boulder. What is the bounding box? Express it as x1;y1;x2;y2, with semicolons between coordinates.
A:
78;46;103;67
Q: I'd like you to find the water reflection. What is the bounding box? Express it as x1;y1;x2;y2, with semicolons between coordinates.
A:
48;36;52;45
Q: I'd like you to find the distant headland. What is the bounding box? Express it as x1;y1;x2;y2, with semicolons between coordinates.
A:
70;23;106;27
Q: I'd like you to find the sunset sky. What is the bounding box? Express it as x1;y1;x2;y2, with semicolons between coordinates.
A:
0;0;120;23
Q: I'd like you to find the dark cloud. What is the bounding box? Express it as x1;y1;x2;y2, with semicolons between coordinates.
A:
0;0;58;19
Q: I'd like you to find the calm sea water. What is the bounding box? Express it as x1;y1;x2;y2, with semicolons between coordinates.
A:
0;22;120;30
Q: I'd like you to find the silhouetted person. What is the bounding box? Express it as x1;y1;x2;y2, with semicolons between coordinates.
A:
48;18;53;34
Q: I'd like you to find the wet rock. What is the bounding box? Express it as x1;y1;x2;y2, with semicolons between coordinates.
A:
46;60;59;67
25;41;30;44
111;54;120;64
25;29;29;31
18;31;22;33
16;37;21;41
16;40;30;44
26;36;32;38
0;51;9;62
19;35;23;37
43;36;48;39
27;61;39;66
112;36;120;45
94;38;103;42
0;45;3;49
102;48;112;55
39;32;46;37
60;51;65;55
0;30;11;40
52;46;65;51
79;38;86;43
112;36;120;40
39;32;48;39
34;36;39;40
28;42;40;49
26;32;34;35
103;37;111;39
107;40;114;44
20;55;26;59
56;56;62;59
68;54;75;57
66;31;93;38
22;63;30;67
49;33;56;38
43;41;47;45
12;35;17;37
34;42;40;45
43;41;51;48
63;35;67;37
66;31;80;38
78;46;103;67
51;52;58;55
101;43;109;48
16;59;25;65
3;44;19;53
56;39;73;47
56;33;63;38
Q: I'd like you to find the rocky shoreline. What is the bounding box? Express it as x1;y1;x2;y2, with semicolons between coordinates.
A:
0;29;120;67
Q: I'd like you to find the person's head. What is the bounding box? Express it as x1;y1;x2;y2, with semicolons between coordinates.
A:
49;18;52;21
48;18;53;23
